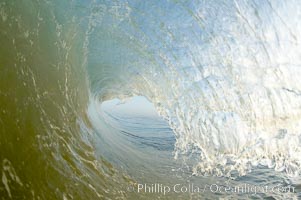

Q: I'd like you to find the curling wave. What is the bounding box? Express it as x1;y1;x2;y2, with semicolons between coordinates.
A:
1;0;301;199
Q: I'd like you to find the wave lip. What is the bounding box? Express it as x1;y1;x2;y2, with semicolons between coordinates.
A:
1;0;301;199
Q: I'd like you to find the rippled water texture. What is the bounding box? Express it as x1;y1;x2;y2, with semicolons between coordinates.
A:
1;0;301;199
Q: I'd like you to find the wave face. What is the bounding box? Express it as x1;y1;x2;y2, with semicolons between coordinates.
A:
85;0;301;176
1;0;301;199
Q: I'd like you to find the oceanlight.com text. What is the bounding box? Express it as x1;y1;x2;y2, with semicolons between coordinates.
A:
127;183;295;195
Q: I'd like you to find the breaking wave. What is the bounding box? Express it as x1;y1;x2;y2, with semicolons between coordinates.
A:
1;0;301;199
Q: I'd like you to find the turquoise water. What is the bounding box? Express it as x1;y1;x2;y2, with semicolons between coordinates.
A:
1;0;301;199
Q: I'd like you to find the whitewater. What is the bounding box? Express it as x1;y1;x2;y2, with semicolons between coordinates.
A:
0;0;301;199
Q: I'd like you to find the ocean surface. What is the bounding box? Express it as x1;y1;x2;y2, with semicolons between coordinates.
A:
1;0;301;199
